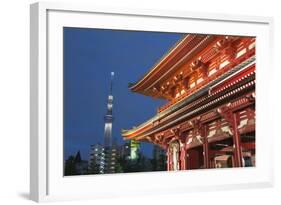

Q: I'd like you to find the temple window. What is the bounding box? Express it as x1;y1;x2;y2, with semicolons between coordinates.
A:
197;77;203;84
190;81;196;88
248;42;255;50
209;68;217;76
219;60;230;69
236;48;246;58
180;89;186;95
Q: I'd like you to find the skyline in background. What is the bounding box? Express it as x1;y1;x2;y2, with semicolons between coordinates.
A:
64;27;183;160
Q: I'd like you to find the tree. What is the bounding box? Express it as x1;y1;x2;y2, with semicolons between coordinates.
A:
64;155;77;176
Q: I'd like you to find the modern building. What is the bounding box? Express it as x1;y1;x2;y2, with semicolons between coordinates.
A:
102;145;118;174
122;34;256;171
88;144;104;174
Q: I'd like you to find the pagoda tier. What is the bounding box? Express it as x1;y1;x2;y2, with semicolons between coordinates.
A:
122;34;256;170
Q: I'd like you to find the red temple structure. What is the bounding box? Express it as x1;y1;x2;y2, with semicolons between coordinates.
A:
122;34;256;171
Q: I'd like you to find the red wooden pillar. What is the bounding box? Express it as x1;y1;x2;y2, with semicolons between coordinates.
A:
185;141;190;170
180;146;187;170
233;112;243;167
218;106;243;167
167;147;174;171
201;125;210;169
203;142;210;168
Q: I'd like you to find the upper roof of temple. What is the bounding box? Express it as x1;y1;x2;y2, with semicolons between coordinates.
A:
129;34;254;101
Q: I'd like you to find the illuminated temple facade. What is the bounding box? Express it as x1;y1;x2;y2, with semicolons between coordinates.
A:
122;34;256;171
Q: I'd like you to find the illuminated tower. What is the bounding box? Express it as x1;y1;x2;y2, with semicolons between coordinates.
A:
101;72;117;174
104;72;114;147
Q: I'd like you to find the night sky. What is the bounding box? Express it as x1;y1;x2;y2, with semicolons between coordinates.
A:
64;27;183;160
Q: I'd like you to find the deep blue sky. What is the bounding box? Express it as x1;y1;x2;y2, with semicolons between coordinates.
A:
64;27;183;160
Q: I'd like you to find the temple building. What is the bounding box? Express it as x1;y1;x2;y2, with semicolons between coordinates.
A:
122;34;256;171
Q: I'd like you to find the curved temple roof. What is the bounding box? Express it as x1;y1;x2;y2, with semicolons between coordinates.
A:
129;34;221;99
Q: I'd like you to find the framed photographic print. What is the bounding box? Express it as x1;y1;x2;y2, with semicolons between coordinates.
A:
30;2;274;202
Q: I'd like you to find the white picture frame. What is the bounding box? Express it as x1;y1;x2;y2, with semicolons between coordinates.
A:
30;1;274;202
